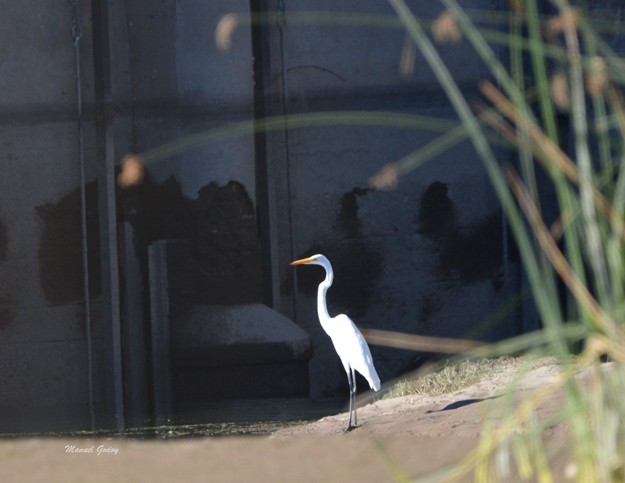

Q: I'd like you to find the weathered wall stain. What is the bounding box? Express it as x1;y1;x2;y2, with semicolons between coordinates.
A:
291;187;383;318
416;181;505;291
441;211;504;289
119;175;261;306
36;182;101;306
419;292;443;330
416;181;456;237
0;218;7;260
0;294;17;330
335;186;369;236
194;181;261;304
0;218;13;329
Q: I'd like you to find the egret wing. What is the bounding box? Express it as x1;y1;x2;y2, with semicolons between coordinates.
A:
328;314;381;391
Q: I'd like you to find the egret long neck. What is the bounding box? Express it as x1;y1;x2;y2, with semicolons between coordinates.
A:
317;268;333;323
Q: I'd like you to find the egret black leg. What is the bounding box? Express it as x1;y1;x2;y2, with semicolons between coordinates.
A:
345;369;355;432
351;367;358;427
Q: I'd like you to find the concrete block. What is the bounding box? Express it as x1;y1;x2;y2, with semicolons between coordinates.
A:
171;304;312;400
172;304;312;367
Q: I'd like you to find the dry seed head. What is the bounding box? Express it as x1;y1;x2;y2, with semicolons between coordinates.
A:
216;13;239;52
117;154;145;188
432;10;461;44
550;72;569;110
547;8;581;37
369;163;400;191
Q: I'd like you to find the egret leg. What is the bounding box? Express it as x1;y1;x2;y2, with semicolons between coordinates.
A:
351;367;358;427
345;369;355;432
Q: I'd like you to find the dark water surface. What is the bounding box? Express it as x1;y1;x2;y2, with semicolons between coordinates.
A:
0;399;344;439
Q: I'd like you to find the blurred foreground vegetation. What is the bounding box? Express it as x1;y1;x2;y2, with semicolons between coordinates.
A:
379;1;625;481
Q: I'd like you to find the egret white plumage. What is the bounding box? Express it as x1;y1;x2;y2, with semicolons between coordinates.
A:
290;254;381;431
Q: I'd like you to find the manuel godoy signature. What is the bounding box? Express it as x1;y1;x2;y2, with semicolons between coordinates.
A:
64;444;119;455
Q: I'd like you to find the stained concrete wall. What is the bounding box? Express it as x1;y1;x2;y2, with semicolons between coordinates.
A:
0;1;103;430
126;0;256;199
117;0;521;401
0;0;520;427
0;0;260;431
267;1;522;397
273;0;625;397
3;0;624;429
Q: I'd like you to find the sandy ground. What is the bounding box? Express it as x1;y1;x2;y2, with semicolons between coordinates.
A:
0;363;575;482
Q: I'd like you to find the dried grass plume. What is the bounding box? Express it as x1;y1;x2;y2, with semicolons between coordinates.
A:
432;10;461;44
117;154;145;188
550;72;569;110
370;163;400;191
547;8;580;37
216;13;239;52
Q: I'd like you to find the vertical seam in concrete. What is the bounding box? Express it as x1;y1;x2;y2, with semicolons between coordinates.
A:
276;1;299;320
69;0;96;432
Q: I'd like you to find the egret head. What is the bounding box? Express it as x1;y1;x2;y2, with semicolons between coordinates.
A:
290;254;330;268
290;254;333;283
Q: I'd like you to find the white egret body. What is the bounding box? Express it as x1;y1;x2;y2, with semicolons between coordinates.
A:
291;254;380;430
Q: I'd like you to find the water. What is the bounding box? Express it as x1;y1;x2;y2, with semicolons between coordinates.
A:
0;398;344;439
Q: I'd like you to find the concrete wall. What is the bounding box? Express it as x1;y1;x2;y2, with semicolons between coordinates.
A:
126;0;256;200
268;1;522;396
0;1;103;430
0;0;260;431
116;0;523;400
0;0;518;427
3;0;624;429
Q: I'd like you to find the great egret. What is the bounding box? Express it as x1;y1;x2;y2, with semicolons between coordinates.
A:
290;254;381;431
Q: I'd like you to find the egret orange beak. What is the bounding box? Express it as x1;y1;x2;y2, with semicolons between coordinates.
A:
290;256;315;265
